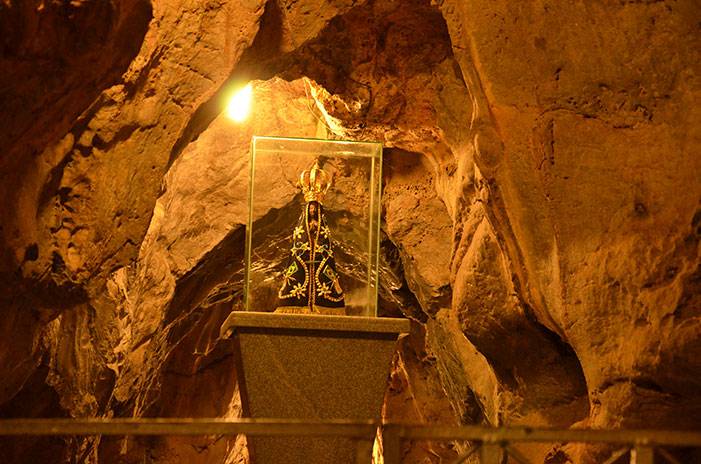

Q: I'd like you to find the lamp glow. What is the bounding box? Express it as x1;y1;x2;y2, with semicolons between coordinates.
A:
226;83;253;122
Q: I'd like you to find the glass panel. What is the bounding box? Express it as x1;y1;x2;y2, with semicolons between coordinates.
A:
245;136;382;317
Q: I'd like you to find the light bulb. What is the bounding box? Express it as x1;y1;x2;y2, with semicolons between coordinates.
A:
226;83;253;122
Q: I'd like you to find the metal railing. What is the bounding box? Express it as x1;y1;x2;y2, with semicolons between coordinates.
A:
381;424;701;464
0;418;700;464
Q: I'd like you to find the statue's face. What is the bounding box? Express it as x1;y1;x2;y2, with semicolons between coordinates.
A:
308;202;318;219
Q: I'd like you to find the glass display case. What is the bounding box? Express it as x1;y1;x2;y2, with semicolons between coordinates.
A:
244;136;382;317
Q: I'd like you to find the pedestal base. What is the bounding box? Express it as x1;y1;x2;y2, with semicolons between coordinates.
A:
222;312;410;464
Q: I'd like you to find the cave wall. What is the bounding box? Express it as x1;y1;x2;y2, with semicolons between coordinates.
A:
0;0;699;463
440;0;701;431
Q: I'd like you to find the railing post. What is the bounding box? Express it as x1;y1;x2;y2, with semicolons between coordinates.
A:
480;442;503;464
631;446;654;464
383;425;402;464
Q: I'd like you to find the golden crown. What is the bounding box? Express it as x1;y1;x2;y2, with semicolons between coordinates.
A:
300;160;332;203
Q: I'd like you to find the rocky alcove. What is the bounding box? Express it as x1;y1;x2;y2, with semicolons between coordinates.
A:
0;0;699;463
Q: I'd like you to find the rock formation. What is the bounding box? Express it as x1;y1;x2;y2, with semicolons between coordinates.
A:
0;0;699;463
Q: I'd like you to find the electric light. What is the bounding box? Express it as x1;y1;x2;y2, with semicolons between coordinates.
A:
226;83;253;122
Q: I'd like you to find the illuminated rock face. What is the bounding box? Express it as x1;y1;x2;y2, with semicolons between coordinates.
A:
0;0;699;463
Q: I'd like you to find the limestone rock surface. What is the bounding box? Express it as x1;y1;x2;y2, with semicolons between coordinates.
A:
0;0;699;463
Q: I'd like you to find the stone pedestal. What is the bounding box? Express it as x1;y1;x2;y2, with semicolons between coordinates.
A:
221;312;410;464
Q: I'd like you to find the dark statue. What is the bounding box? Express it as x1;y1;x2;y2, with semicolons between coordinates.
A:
275;161;346;315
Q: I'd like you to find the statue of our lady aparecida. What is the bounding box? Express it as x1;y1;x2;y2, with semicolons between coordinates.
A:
275;160;346;315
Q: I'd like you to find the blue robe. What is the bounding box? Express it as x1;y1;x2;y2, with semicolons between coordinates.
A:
276;201;346;314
